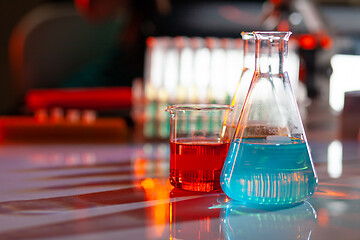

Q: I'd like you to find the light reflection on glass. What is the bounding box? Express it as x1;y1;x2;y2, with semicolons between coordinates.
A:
133;143;171;239
179;43;193;102
327;140;343;178
329;54;360;112
314;183;360;200
31;151;96;166
209;39;226;103
225;39;243;100
163;48;179;102
134;157;149;180
132;144;169;184
65;153;81;165
150;38;169;95
140;178;170;239
220;201;317;240
326;201;348;216
194;43;211;103
141;36;300;139
169;191;223;240
316;208;329;227
154;144;169;178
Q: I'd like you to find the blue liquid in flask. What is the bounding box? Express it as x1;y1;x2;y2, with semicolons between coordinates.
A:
220;138;317;208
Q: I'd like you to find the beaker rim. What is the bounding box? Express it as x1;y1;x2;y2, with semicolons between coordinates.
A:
253;31;292;41
165;104;232;112
241;31;254;40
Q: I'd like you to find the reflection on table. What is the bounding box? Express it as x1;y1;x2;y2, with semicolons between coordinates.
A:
0;141;359;239
220;200;316;240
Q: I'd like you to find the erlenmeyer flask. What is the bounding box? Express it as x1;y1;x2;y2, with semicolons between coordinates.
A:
220;31;318;208
224;32;255;137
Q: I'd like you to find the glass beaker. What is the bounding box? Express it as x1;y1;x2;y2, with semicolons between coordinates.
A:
223;32;255;138
220;31;318;208
166;104;232;192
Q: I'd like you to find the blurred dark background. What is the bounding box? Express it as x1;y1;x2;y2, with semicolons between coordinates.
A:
0;0;48;114
1;0;360;116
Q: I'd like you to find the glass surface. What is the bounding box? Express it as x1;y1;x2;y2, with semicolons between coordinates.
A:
221;31;318;208
223;32;255;138
166;104;232;192
0;141;360;239
221;200;316;240
169;190;223;239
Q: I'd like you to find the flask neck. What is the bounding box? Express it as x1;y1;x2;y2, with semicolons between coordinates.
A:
243;38;255;69
254;32;291;75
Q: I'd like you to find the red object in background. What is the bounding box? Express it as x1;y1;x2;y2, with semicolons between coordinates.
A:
319;34;333;50
298;33;333;51
75;0;90;9
74;0;129;21
299;34;317;50
146;37;156;47
26;87;132;111
0;116;128;143
170;140;230;192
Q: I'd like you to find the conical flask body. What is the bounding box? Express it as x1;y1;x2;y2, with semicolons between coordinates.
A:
220;32;317;208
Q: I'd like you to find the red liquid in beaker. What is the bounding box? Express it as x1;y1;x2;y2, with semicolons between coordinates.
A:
170;140;230;192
